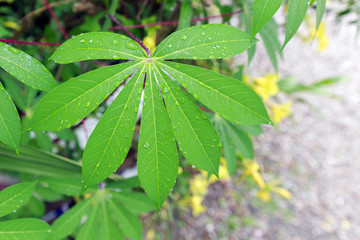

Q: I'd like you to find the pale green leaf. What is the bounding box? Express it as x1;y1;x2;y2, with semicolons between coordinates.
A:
0;218;51;240
218;123;237;176
251;0;283;38
50;197;93;240
108;198;142;240
158;61;271;125
259;18;282;71
112;191;156;214
0;42;58;92
137;64;179;209
0;82;20;151
282;0;309;50
225;121;254;159
50;32;146;64
98;197;124;240
82;65;146;189
41;177;95;196
177;0;193;31
30;61;141;132
154;65;221;176
0;181;37;217
153;24;256;60
316;0;326;30
76;200;100;240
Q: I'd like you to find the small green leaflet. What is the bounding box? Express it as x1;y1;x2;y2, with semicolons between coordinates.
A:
225;121;254;159
0;218;51;240
36;24;270;208
177;0;193;31
316;0;326;30
49;32;146;63
282;0;309;50
29;61;140;131
251;0;283;38
0;82;20;152
0;181;37;217
137;64;179;209
153;24;257;60
0;42;58;92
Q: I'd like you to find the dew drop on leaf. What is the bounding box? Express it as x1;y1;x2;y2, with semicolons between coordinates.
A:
86;101;90;107
168;43;173;48
144;142;150;148
96;163;100;168
112;39;119;45
80;39;85;43
126;42;136;50
181;35;188;40
201;25;206;29
89;39;93;43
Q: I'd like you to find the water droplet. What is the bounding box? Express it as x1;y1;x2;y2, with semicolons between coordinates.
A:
134;107;138;113
89;39;93;43
181;35;188;40
80;39;85;43
168;43;173;48
201;32;205;36
9;47;20;54
113;39;119;45
163;87;169;93
126;42;136;50
201;25;207;29
96;163;100;168
144;142;150;148
113;55;118;58
86;101;90;107
202;115;207;119
192;165;195;168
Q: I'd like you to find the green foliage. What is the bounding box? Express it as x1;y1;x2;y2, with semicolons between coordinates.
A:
251;0;283;38
0;218;51;240
0;181;37;217
316;0;327;30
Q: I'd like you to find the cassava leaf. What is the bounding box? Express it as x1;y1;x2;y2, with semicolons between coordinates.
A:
0;181;37;217
0;218;51;240
0;82;20;151
251;0;283;38
0;42;58;92
316;0;326;30
137;64;179;209
177;0;193;31
225;121;254;159
218;122;237;176
282;0;309;50
111;191;156;214
76;200;100;240
108;198;142;240
30;61;141;131
82;65;146;189
158;61;271;125
50;32;146;64
259;18;282;71
99;197;124;240
153;24;257;60
154;65;221;176
49;197;93;240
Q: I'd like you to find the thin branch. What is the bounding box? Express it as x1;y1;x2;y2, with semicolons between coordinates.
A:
108;14;151;57
42;0;69;40
0;39;61;46
109;10;243;30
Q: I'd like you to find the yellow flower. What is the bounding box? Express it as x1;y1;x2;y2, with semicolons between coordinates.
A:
208;157;230;183
189;195;207;217
238;159;265;189
303;17;330;52
146;228;155;240
270;101;293;124
272;187;292;199
245;73;280;102
190;173;208;196
3;21;20;31
143;29;157;55
257;189;271;202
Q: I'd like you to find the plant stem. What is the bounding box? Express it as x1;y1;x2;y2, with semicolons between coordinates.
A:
108;14;151;58
42;0;69;40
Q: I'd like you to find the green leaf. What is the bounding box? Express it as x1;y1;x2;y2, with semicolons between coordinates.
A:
251;0;283;38
0;218;51;240
112;191;156;214
82;65;146;189
98;197;124;240
282;0;309;50
34;131;53;152
0;76;26;112
0;181;37;217
225;121;254;159
259;18;282;71
76;200;100;240
316;0;326;30
153;24;256;60
41;177;95;196
218;122;237;176
137;64;179;209
154;65;221;176
50;197;93;240
50;32;146;64
177;0;193;31
0;143;82;178
158;61;271;125
108;198;142;240
0;42;58;92
0;82;20;152
30;61;141;131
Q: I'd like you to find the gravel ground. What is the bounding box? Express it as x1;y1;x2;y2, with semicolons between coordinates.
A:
156;8;360;240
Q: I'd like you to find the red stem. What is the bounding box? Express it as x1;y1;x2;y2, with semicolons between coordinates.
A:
109;10;242;30
0;39;61;46
108;14;151;57
42;0;69;40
